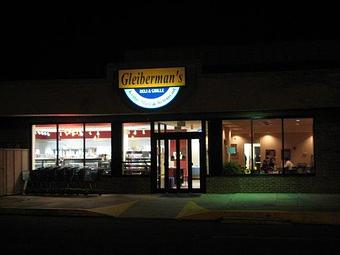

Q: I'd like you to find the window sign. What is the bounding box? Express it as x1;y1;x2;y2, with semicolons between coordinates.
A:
119;67;185;109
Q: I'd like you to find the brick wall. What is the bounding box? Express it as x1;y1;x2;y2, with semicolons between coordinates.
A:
207;176;340;193
314;111;340;177
97;176;151;194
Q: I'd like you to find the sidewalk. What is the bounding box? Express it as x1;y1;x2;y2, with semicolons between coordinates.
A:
1;193;340;225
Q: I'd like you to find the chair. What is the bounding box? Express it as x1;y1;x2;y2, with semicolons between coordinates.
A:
296;163;307;174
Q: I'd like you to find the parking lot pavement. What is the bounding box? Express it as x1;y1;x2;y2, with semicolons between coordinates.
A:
2;193;340;224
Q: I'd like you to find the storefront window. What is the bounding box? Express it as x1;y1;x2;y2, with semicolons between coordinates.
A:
122;122;151;175
283;118;314;174
154;120;202;133
205;121;209;175
59;124;84;168
253;119;282;174
221;118;313;175
32;124;57;169
85;123;111;174
222;120;252;175
32;123;112;173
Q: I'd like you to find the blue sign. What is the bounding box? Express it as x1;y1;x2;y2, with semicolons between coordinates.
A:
124;87;180;109
119;67;185;109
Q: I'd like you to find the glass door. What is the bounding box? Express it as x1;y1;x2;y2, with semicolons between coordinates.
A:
191;139;201;190
157;139;166;189
168;139;179;190
156;137;201;192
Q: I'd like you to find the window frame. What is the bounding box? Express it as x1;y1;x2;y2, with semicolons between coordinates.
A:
221;117;315;176
31;122;112;172
121;122;152;176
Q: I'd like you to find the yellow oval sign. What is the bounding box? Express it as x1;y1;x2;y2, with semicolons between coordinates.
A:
119;67;185;89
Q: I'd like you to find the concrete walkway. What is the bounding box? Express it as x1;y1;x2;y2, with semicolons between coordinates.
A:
1;193;340;225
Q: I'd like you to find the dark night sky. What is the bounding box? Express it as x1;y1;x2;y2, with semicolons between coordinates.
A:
1;2;339;81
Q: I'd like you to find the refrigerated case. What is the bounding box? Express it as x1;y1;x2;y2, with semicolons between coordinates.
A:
123;150;151;175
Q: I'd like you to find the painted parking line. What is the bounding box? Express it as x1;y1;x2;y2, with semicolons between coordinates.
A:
87;200;137;217
176;201;210;219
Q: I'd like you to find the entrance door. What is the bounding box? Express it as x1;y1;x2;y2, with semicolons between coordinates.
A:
156;136;202;192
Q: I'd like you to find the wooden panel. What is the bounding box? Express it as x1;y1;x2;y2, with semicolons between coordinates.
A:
6;150;15;195
0;167;4;196
0;150;5;196
20;149;29;194
0;149;29;195
0;149;3;168
14;150;23;194
21;150;29;171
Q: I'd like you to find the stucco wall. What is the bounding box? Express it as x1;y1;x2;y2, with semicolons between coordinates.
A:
1;68;340;116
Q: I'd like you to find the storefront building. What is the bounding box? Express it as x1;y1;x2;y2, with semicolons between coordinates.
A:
1;42;340;194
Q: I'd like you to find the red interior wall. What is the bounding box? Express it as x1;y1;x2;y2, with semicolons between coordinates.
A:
169;140;188;177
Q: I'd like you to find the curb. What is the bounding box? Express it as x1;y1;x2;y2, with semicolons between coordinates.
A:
2;207;340;225
179;210;340;225
0;208;107;218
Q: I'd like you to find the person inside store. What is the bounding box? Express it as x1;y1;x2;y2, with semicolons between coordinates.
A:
284;157;295;174
261;156;270;173
268;157;275;171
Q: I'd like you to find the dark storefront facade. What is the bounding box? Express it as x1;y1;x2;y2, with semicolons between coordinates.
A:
1;42;340;194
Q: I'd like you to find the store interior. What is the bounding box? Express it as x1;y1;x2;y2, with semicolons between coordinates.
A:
122;123;151;175
32;123;111;171
223;118;314;174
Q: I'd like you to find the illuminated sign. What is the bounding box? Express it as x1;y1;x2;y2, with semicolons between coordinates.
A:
119;67;185;89
119;67;185;109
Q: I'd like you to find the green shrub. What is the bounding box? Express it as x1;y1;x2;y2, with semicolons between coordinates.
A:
222;161;244;175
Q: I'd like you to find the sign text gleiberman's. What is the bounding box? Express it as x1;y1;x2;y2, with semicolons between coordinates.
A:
119;67;185;89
